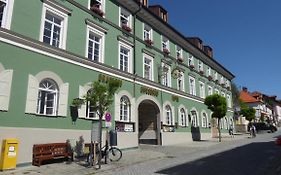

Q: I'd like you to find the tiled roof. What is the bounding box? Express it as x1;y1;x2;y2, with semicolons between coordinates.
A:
239;90;260;103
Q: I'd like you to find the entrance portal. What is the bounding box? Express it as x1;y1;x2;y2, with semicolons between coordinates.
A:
138;100;160;145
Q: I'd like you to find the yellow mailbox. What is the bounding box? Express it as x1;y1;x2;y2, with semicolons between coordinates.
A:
0;139;19;171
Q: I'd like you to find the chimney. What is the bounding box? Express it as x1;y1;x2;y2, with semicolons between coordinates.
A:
242;87;248;92
148;5;168;22
137;0;148;7
203;45;213;58
186;37;203;50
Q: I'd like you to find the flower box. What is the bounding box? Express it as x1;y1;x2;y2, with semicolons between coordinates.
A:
208;75;213;81
199;70;204;75
144;39;153;46
163;48;170;55
189;64;195;69
90;6;104;17
122;24;132;33
177;57;184;62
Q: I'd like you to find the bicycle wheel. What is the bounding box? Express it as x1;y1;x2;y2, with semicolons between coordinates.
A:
108;147;122;162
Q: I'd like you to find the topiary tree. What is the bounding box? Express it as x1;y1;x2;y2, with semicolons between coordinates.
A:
204;94;227;142
72;79;121;168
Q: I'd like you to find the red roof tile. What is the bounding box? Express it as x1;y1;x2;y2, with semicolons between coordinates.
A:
239;90;260;103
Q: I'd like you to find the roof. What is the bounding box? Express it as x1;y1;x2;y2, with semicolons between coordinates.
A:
239;90;260;103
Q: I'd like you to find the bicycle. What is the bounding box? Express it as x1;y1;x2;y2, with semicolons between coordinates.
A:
87;141;122;165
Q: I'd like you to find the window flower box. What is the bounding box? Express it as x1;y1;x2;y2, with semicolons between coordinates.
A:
122;24;132;33
177;57;184;62
208;75;213;81
163;48;170;55
144;39;153;46
189;64;195;69
90;6;104;17
199;70;204;75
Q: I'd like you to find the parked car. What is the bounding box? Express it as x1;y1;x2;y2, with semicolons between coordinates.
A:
253;122;277;133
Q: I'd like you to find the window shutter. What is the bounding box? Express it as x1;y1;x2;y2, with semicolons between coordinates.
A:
25;74;39;114
78;85;87;118
58;83;69;116
0;70;13;111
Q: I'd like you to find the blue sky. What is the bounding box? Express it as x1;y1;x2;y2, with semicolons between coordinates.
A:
149;0;281;98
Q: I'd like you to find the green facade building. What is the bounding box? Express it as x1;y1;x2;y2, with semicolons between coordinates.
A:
0;0;235;165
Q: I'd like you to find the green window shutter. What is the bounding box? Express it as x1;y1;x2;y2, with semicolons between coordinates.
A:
0;70;13;111
78;85;87;118
58;83;69;116
25;74;39;114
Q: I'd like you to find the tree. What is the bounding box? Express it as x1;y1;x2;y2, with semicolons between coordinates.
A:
204;94;227;142
72;79;121;168
240;103;256;122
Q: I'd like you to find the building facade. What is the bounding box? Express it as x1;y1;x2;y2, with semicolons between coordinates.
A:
0;0;234;165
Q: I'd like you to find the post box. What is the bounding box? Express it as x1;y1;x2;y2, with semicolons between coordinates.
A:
0;139;19;171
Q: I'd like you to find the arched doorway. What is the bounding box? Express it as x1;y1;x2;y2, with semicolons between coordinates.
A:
138;100;161;145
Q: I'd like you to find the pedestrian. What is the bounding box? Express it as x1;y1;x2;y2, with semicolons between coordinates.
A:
252;125;256;138
229;125;234;138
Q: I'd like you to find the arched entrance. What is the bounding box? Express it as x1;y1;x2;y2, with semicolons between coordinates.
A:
138;100;161;145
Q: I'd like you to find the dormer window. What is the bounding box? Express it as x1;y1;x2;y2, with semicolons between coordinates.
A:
120;7;131;32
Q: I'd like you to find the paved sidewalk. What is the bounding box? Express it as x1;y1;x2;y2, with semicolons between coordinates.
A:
0;134;248;175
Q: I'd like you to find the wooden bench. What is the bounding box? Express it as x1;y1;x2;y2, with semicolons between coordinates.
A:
32;143;73;166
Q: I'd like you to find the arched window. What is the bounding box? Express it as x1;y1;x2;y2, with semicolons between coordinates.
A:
120;96;130;122
202;113;208;128
191;110;198;127
86;89;97;119
165;105;173;125
179;108;186;126
37;79;58;115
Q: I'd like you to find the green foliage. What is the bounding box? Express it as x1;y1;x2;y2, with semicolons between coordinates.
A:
204;94;227;120
240;105;256;122
71;98;84;107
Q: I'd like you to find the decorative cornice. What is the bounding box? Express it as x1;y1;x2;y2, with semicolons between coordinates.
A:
117;35;134;47
142;48;155;57
85;19;108;34
42;0;72;15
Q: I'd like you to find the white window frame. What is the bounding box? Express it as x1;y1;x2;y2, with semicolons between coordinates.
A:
176;45;183;59
189;76;196;96
165;105;173;125
191;110;199;127
178;107;187;127
39;2;68;49
221;91;225;97
207;67;211;76
220;76;224;84
198;61;203;71
118;41;133;73
199;81;205;98
85;89;98;119
161;35;170;51
208;85;213;96
162;63;171;87
120;95;131;122
227;94;231;108
119;7;131;28
201;112;208;128
214;88;219;94
214;71;218;80
0;0;14;29
88;0;105;13
177;71;185;92
188;55;194;66
85;25;105;63
143;53;154;81
143;23;153;41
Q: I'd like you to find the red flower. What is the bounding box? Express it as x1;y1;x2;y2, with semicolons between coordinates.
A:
145;39;153;46
189;64;195;69
163;48;170;55
199;70;204;75
122;24;132;32
177;57;184;62
90;6;104;17
208;75;213;81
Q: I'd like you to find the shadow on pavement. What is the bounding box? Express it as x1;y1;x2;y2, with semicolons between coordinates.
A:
156;141;281;175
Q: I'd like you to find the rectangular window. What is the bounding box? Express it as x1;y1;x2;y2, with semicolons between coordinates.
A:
215;71;218;80
188;55;194;67
162;36;169;51
162;64;171;87
0;1;5;27
199;82;205;98
143;24;152;41
177;71;184;91
89;0;105;16
120;7;131;31
0;0;13;29
40;3;68;49
198;61;203;71
215;89;219;94
176;45;182;58
86;26;105;63
119;42;132;73
189;76;196;95
208;87;212;96
207;67;211;76
143;54;153;80
227;94;231;108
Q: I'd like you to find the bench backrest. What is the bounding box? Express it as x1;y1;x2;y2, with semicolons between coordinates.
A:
33;143;69;157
